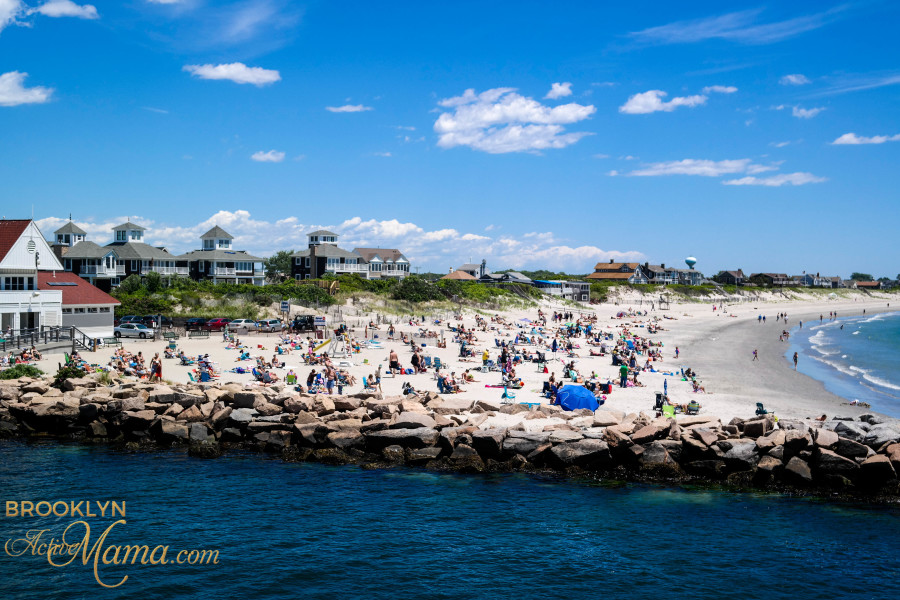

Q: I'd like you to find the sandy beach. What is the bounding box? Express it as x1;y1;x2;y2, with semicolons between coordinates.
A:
28;293;898;423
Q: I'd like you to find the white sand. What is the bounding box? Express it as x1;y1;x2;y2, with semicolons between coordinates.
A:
30;292;898;423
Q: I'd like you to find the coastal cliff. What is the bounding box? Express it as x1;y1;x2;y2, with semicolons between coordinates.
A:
3;374;900;501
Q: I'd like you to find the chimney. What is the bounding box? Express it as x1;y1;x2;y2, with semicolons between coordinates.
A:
661;263;665;269
609;259;614;263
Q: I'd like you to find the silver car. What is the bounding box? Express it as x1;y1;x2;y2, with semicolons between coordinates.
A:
113;323;155;339
256;318;283;333
228;319;258;332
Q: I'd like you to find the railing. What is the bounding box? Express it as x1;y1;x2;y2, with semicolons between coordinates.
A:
381;269;408;277
325;264;366;273
0;326;92;353
214;268;236;276
149;266;177;275
80;265;125;276
175;267;190;275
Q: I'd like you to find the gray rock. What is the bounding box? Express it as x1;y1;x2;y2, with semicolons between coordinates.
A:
326;430;365;449
502;432;551;458
757;455;783;472
174;392;204;408
834;438;872;460
862;424;900;448
724;442;758;471
390;412;436;429
408;447;442;465
471;428;506;459
783;457;813;483
548;430;584;444
365;428;439;451
550;439;611;467
232;392;265;409
814;448;860;474
833;421;867;441
190;422;211;442
812;427;839;449
228;408;256;425
640;441;674;466
860;455;896;484
255;402;283;417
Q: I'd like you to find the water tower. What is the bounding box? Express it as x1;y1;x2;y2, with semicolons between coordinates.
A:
685;256;697;270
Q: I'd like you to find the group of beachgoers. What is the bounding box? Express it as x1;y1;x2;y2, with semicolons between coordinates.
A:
0;346;43;366
108;347;163;381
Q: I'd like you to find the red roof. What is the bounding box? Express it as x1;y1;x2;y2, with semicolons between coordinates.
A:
0;220;31;262
37;271;120;306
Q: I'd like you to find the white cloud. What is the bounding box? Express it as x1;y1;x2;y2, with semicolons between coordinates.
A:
32;1;98;19
630;7;845;45
701;85;737;94
545;82;573;99
722;172;826;186
142;106;169;114
771;141;791;148
627;158;776;177
250;150;285;162
780;73;810;85
372;151;392;157
0;0;24;34
592;153;610;159
146;0;183;4
434;87;595;154
774;104;825;119
792;106;824;119
619;90;707;114
325;104;373;113
831;132;900;145
0;71;53;106
395;125;416;131
183;62;280;86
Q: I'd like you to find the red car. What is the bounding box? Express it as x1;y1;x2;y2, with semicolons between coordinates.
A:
204;318;232;332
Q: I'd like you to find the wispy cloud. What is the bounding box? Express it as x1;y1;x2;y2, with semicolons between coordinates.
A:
0;1;25;35
433;87;595;154
701;85;737;94
811;72;900;97
544;82;573;99
627;158;777;177
372;151;392;157
30;1;98;19
0;71;53;106
325;104;373;113
723;172;826;186
780;73;811;85
183;62;280;86
629;6;846;46
832;132;900;145
619;90;707;114
774;104;825;119
250;149;285;162
142;106;169;114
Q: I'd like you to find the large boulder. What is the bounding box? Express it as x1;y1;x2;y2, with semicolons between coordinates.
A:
174;392;204;408
813;448;860;475
693;428;720;447
860;455;896;485
390;412;436;430
365;428;440;451
834;438;872;461
312;396;335;416
432;397;474;415
812;427;839;449
233;392;266;409
592;411;622;427
333;397;362;412
255;403;283;417
631;424;665;445
783;457;813;483
283;397;312;414
723;442;758;471
176;405;205;423
502;432;551;458
550;439;611;467
832;421;867;442
471;428;506;459
862;424;900;449
640;441;676;466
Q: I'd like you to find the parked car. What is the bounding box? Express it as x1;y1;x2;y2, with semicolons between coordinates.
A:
290;315;316;332
115;315;142;326
141;315;173;329
184;318;208;331
114;323;155;339
228;318;258;332
204;318;232;332
256;318;284;333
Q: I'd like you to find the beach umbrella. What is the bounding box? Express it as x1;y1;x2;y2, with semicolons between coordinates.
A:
556;386;600;411
664;379;668;395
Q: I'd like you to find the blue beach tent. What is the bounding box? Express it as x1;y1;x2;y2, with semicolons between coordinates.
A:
556;385;600;411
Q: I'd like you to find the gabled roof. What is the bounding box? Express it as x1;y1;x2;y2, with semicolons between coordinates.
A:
179;249;262;261
111;221;146;231
441;270;477;280
457;263;481;272
108;242;177;260
200;225;233;239
292;246;361;260
0;220;31;262
307;229;338;237
55;221;87;235
38;271;120;306
62;241;113;259
354;247;407;263
593;261;639;271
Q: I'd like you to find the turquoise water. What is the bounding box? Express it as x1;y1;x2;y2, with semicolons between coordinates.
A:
790;312;900;417
1;442;899;599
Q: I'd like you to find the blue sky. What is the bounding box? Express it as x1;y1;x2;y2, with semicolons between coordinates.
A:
2;1;899;277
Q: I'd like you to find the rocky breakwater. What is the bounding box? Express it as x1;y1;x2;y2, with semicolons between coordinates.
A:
2;374;900;499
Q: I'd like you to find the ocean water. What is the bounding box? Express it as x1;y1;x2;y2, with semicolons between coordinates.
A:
789;312;900;417
1;442;899;600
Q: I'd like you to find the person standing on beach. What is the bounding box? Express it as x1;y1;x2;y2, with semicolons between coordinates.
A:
752;349;758;361
675;346;679;360
793;352;799;370
619;363;629;388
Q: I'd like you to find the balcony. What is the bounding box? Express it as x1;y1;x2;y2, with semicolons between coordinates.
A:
79;265;125;277
149;266;177;275
214;267;236;276
0;290;62;305
176;267;190;275
325;263;366;274
381;269;408;277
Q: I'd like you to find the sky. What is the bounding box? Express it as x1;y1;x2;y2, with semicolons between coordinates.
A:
2;1;899;278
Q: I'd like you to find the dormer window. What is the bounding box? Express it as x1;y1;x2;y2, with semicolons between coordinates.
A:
116;231;126;242
310;236;319;244
203;239;214;250
130;230;142;241
217;239;230;248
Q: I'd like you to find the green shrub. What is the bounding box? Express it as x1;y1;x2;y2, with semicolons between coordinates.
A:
52;365;86;389
0;364;44;380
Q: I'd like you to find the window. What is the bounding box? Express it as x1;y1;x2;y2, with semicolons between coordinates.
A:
110;278;120;286
64;259;72;271
130;231;141;240
74;308;85;314
305;274;310;279
130;260;139;272
99;307;110;313
236;262;252;271
217;239;230;248
305;257;310;267
116;231;126;242
3;277;31;290
88;307;98;313
199;261;205;273
62;308;72;314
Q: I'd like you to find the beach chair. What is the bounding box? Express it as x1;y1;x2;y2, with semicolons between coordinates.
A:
755;402;768;416
423;356;432;368
434;357;443;371
436;377;449;394
686;400;701;415
662;404;676;419
500;386;516;404
188;372;196;382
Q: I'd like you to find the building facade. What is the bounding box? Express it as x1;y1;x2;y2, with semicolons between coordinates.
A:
179;226;265;285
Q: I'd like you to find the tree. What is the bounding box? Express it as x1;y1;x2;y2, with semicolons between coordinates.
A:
145;271;162;293
850;272;873;282
264;250;294;282
118;274;142;294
